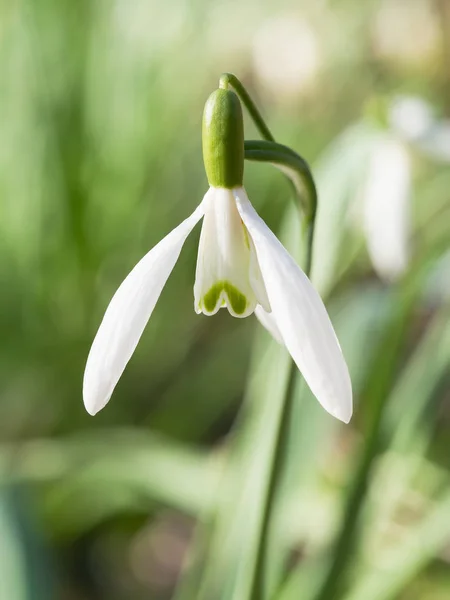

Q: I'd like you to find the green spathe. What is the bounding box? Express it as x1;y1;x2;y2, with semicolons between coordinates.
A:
202;89;244;188
202;280;247;315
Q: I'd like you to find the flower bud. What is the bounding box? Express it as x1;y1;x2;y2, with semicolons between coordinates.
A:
202;89;244;188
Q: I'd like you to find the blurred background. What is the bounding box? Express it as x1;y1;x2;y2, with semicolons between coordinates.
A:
1;0;450;598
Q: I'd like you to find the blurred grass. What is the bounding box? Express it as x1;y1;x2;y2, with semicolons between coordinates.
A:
0;0;449;599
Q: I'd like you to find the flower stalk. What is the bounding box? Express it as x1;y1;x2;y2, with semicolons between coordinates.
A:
221;75;318;600
244;139;317;273
219;72;275;143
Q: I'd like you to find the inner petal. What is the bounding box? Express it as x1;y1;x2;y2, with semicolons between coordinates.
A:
194;188;267;318
203;280;248;315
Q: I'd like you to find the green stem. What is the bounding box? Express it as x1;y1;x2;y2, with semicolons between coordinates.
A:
220;73;275;142
245;364;298;600
244;140;317;223
221;73;317;221
219;75;318;600
303;218;315;276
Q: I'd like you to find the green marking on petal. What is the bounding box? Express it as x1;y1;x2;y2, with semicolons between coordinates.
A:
202;280;247;315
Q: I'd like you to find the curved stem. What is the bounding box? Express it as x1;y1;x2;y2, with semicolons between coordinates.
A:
244;140;317;223
303;218;315;276
221;74;317;223
220;73;275;142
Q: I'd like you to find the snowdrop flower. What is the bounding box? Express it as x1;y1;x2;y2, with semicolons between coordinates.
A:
390;95;450;163
372;0;438;69
389;96;433;142
252;15;321;103
311;120;412;296
83;85;352;422
362;135;411;280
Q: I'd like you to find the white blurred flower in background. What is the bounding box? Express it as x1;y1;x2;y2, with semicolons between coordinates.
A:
252;15;321;102
312;99;421;292
314;93;450;290
361;136;411;281
372;0;439;68
389;96;434;141
390;95;450;163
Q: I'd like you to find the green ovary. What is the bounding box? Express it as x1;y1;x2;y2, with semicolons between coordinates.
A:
202;280;247;315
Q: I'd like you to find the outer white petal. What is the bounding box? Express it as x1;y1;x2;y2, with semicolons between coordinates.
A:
235;188;352;423
417;122;450;162
255;305;284;344
363;137;411;280
389;95;433;141
249;236;271;312
83;201;205;415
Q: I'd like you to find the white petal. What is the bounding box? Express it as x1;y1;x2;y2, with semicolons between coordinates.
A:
249;236;271;312
235;188;352;423
194;188;259;318
83;201;205;415
363;137;411;280
418;123;450;162
389;95;433;141
255;305;284;344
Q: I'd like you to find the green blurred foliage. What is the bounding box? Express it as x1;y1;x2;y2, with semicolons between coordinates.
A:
0;0;449;599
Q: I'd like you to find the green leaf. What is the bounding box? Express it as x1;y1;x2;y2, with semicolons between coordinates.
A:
386;303;450;451
0;431;218;537
0;489;28;600
344;487;450;600
0;485;54;600
354;302;450;576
